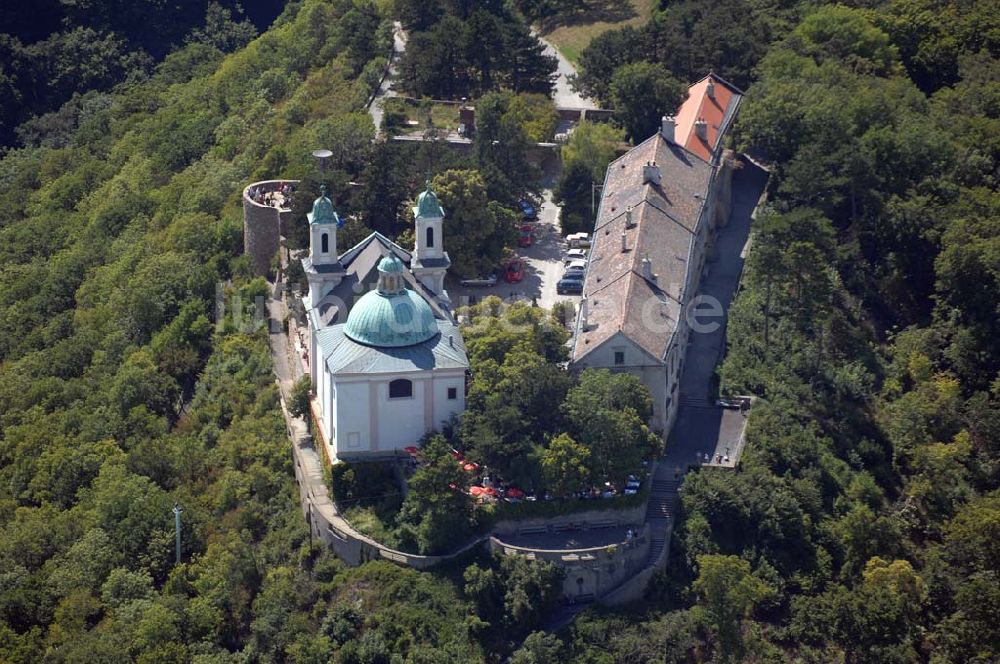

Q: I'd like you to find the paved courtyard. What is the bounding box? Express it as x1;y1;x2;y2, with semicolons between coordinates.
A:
498;525;634;551
445;161;581;312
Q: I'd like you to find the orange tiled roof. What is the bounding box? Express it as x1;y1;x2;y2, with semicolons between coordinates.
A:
673;73;743;163
571;72;742;365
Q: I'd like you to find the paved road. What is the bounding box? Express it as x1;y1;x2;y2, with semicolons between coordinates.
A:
639;159;769;563
375;25;593;137
542;159;768;631
664;160;768;466
446;159;578;311
369;22;406;135
534;31;597;109
500;525;631;551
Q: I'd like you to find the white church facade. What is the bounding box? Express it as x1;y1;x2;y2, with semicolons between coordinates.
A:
300;184;468;462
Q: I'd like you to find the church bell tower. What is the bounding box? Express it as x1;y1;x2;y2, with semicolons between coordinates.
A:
410;180;450;299
303;185;345;304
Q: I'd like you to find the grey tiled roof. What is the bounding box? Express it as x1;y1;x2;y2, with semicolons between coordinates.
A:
308;232;450;327
316;320;469;375
412;255;451;269
302;258;346;274
573;133;715;364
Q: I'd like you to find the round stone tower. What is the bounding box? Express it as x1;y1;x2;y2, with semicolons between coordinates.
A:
242;179;300;276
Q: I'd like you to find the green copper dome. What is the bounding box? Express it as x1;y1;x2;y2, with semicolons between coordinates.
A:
310;185;339;225
378;253;405;274
344;254;438;347
413;181;445;219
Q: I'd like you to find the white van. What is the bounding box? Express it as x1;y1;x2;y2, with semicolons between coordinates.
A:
566;232;591;248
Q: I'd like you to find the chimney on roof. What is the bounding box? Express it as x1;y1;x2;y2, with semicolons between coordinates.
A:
642;161;661;186
579;298;588;330
695;119;708;141
660;115;676;143
641;256;655;282
706;78;715;99
625;205;635;228
620;231;628;253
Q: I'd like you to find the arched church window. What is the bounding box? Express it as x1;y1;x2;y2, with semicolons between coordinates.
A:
389;379;413;399
321;233;329;254
426;227;434;248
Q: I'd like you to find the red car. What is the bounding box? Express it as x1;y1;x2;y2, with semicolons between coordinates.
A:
518;224;534;247
505;258;525;283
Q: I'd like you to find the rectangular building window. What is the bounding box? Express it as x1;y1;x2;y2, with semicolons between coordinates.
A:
614;351;625;365
347;432;360;448
447;387;457;400
389;378;413;399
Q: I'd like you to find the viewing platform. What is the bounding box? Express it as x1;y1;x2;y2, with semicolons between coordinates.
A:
242;179;300;276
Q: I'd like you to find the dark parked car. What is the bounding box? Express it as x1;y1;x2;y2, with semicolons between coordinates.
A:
557;275;584;294
518;199;537;220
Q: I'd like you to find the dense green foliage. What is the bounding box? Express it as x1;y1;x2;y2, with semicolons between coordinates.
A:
608;61;685;141
554;120;623;234
0;1;270;147
394;0;556;99
3;0;998;660
0;1;519;660
574;0;800;103
560;1;1000;661
433;168;518;277
457;298;658;491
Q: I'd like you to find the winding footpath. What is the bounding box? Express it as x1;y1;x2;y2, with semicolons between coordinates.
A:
533;31;596;109
368;22;406;136
368;24;597;137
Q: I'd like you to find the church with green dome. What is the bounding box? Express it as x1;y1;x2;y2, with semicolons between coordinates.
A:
299;183;468;461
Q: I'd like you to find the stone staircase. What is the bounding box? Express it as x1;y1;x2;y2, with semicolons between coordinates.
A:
678;395;718;412
644;477;681;565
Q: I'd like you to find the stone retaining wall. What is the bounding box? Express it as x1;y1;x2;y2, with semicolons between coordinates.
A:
490;523;651;600
599;518;673;606
282;389;488;569
492;501;647;537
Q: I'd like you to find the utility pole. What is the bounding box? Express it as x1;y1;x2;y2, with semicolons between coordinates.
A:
172;503;183;565
591;182;604;216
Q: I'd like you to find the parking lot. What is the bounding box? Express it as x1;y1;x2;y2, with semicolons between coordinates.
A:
445;186;583;311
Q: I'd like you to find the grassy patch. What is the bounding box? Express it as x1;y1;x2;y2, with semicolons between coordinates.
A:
538;0;655;65
383;97;461;134
344;505;399;544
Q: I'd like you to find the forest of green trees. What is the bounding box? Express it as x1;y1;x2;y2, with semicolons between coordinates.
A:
547;1;1000;662
0;0;998;661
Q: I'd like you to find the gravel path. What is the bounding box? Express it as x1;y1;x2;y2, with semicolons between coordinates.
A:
534;30;597;109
